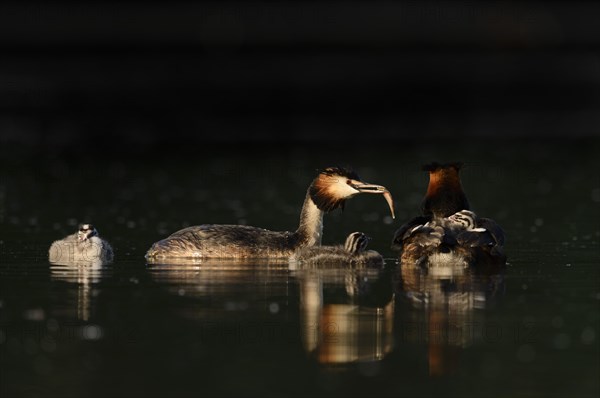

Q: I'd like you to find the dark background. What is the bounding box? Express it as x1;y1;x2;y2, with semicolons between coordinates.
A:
0;1;599;156
1;5;599;398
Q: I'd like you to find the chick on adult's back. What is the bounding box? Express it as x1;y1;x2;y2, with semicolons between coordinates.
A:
146;167;395;260
391;162;505;266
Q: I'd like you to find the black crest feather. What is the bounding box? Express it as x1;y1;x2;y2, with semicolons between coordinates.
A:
422;162;464;172
317;166;360;180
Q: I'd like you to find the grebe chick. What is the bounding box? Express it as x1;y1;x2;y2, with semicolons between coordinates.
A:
291;232;384;267
146;167;395;260
49;224;114;264
391;163;505;266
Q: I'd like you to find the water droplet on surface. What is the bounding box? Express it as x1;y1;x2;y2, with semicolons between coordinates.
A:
23;308;45;321
81;325;103;341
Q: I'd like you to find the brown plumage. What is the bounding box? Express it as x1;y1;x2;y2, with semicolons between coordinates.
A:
421;162;470;218
392;163;505;267
146;167;395;261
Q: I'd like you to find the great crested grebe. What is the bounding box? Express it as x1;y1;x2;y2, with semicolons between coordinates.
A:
291;231;384;266
146;167;395;260
49;224;114;264
391;162;505;266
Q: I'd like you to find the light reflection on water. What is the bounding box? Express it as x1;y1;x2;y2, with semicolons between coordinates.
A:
149;262;396;366
294;266;395;365
1;141;599;397
50;262;111;322
396;260;505;376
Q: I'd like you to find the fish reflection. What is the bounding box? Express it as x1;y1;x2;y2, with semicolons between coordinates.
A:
293;265;395;364
49;260;111;321
396;259;505;376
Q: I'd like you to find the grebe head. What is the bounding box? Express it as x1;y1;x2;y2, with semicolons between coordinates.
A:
422;162;469;218
77;224;98;241
343;232;371;254
309;166;395;218
446;210;477;230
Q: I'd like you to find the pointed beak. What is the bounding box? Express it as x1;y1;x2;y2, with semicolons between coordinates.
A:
350;182;396;219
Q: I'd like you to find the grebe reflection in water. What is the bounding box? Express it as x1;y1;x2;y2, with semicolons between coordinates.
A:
147;167;395;261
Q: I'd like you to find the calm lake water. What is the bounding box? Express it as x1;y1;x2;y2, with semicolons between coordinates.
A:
1;139;599;397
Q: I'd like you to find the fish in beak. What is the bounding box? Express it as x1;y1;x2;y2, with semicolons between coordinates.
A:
349;181;396;219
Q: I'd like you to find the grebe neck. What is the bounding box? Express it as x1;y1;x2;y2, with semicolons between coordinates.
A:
423;169;469;218
295;191;325;247
425;169;463;197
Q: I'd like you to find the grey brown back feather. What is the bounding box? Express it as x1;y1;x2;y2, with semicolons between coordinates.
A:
148;225;299;259
391;216;431;251
391;210;505;264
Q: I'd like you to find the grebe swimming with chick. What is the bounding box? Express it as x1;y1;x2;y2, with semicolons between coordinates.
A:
391;162;505;266
291;231;384;267
146;167;395;260
49;224;114;264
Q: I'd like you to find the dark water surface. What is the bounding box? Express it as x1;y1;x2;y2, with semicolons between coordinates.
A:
1;140;599;397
